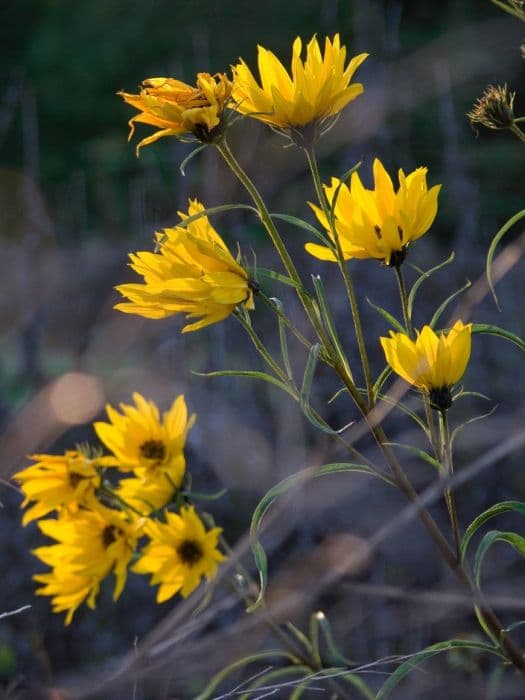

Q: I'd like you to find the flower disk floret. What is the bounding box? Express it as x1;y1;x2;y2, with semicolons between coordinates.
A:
114;200;255;332
306;158;441;266
133;505;225;601
232;34;368;132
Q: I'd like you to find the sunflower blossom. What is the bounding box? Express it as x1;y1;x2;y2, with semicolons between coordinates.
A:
380;321;472;410
114;199;255;332
94;393;195;496
133;505;225;602
119;72;233;152
32;505;142;624
306;158;441;266
13;450;109;525
232;34;368;134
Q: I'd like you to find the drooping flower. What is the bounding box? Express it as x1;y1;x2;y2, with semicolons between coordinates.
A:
32;505;142;624
94;393;195;490
306;159;441;266
114;199;255;332
119;72;233;152
133;506;225;602
380;321;472;410
232;34;368;135
13;450;109;525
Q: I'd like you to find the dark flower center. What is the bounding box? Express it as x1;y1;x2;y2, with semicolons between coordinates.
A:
177;539;204;567
429;386;453;411
102;525;119;548
69;472;84;489
140;439;166;462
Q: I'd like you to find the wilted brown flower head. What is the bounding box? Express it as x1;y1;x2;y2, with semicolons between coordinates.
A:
467;84;516;131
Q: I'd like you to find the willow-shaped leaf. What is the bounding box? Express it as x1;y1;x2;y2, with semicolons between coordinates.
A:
474;530;525;587
366;299;405;333
249;266;306;290
486;208;525;309
327;161;363;227
239;665;312;700
376;640;502;700
461;501;525;561
364;390;429;437
299;343;341;434
248;462;379;611
385;442;441;471
450;404;498;450
312;275;354;383
271;212;331;245
373;365;393;401
407;251;455;319
315;612;354;666
196;650;298;700
271;297;293;381
472;324;525;353
429;279;471;329
194;369;297;399
290;670;374;700
179;143;207;175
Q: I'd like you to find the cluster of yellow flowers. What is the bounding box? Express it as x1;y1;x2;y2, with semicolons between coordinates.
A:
14;394;224;624
15;33;475;625
117;33;472;408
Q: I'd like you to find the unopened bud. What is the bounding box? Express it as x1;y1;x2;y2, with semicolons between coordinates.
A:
467;84;516;131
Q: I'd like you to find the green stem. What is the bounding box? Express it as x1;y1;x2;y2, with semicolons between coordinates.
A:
216;138;338;369
258;291;316;355
304;145;374;409
510;123;525;143
98;483;146;518
393;264;413;336
216;139;302;289
438;409;461;561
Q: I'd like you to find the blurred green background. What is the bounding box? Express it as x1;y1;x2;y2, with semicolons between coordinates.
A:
0;1;524;698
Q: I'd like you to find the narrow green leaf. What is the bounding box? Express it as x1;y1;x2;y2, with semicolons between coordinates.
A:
474;530;525;587
376;640;501;700
196;650;297;700
450;404;498;450
386;442;441;471
248;462;380;611
312;275;354;383
271;297;293;381
270;212;329;240
366;298;405;333
249;266;305;290
472;324;525;353
486;208;525;309
239;666;312;700
373;365;393;401
180;487;228;502
300;343;321;412
407;251;455;319
339;160;362;183
340;674;376;700
370;391;429;437
193;369;297;399
316;612;353;666
179;143;207;175
461;501;525;561
429;279;471;329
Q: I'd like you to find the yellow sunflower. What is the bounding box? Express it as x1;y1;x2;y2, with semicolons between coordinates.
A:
119;72;233;152
380;321;472;410
114;199;255;332
306;158;441;266
13;450;109;525
133;506;225;602
33;505;142;624
232;34;368;133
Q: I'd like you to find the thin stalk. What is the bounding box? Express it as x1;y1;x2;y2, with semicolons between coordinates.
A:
510;123;525;143
438;409;461;561
258;291;316;355
234;310;290;384
98;483;146;518
216;138;339;368
304;145;374;409
216;139;301;290
393;264;413;336
394;263;439;449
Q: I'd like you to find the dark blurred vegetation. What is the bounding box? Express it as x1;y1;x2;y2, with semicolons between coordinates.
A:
1;1;524;698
